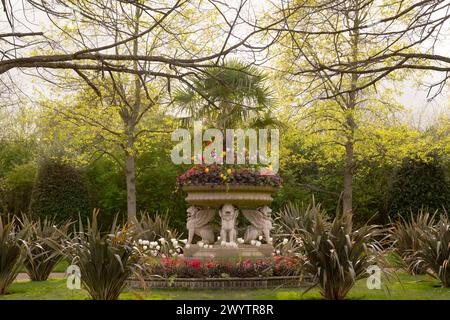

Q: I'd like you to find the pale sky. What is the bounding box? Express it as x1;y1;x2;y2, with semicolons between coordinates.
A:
1;0;449;130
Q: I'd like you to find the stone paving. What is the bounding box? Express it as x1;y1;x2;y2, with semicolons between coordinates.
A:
15;273;66;281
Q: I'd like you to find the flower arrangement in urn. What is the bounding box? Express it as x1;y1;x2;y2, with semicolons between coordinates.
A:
176;163;282;187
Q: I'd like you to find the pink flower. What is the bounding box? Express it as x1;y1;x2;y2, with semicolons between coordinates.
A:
189;259;201;269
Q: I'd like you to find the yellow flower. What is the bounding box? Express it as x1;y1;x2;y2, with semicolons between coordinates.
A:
222;175;227;180
220;173;224;178
227;169;232;174
205;168;209;173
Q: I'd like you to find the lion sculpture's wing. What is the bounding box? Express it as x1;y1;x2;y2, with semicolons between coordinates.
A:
192;209;215;228
242;209;266;230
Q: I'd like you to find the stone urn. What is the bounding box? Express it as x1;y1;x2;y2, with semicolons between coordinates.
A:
182;184;278;208
181;183;280;259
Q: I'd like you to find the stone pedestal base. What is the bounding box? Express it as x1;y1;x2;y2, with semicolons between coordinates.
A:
183;244;273;259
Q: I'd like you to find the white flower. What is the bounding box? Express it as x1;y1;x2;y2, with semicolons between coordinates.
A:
171;238;177;243
169;249;173;254
258;235;263;241
172;240;178;247
143;240;150;246
237;238;244;244
250;240;256;246
159;238;166;244
138;239;143;245
276;250;281;255
255;241;262;247
180;239;188;244
197;241;204;247
282;238;289;245
176;247;182;253
143;245;148;250
156;245;161;250
217;236;221;241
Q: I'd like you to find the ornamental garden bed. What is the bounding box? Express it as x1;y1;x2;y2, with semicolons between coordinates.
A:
127;275;308;290
129;256;309;289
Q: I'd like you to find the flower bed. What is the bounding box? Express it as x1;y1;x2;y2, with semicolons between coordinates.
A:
154;256;301;278
176;164;282;187
130;255;307;289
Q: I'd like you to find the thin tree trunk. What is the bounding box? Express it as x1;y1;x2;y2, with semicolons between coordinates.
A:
125;150;137;223
342;3;361;219
343;138;354;216
125;6;142;223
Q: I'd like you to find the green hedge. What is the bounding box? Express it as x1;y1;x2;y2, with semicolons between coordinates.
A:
29;159;91;223
388;155;450;218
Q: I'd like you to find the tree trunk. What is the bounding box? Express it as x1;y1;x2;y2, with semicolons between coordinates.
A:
125;6;142;224
343;139;354;216
342;3;361;219
125;151;137;223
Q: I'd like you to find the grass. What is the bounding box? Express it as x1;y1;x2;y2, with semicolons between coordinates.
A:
1;273;450;300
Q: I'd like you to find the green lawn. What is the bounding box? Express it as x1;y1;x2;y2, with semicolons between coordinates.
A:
1;273;449;300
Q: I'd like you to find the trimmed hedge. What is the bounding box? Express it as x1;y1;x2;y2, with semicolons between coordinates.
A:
388;155;450;218
29;159;91;223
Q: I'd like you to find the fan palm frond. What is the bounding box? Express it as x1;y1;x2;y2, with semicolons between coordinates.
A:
174;59;275;129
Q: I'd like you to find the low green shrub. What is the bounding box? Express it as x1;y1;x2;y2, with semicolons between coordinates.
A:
412;214;450;287
135;211;180;241
391;210;436;274
21;215;71;281
296;204;384;300
61;210;139;300
0;217;28;294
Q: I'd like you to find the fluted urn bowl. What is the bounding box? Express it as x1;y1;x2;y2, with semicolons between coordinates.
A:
182;184;278;208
